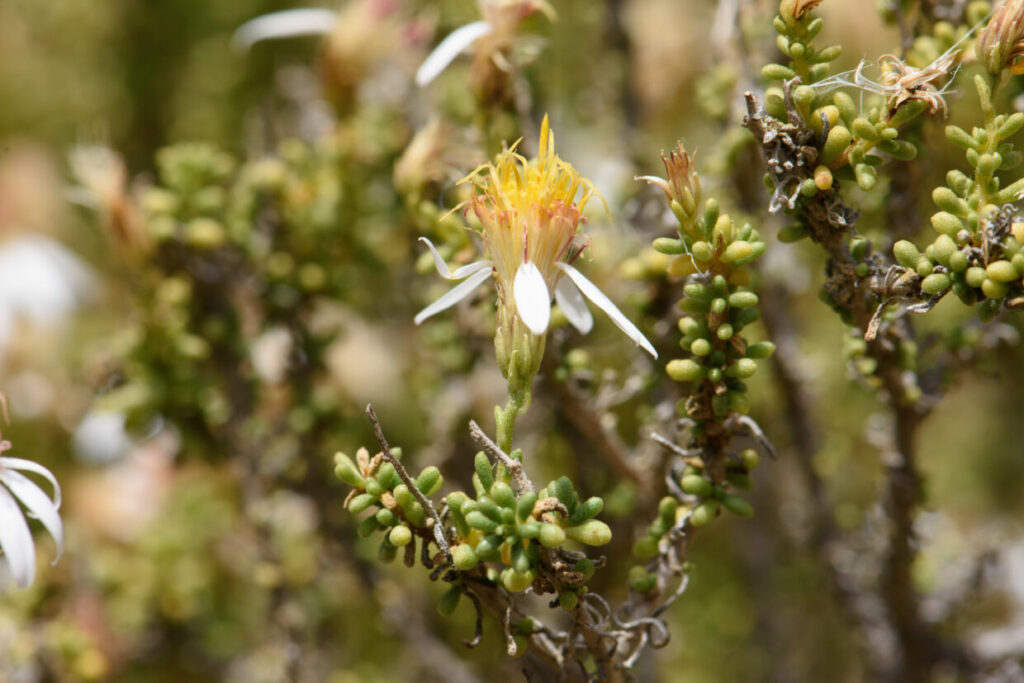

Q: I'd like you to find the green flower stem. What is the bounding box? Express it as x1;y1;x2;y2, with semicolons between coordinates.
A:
495;387;530;453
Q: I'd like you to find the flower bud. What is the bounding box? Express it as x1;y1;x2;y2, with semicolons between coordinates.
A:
565;520;613;546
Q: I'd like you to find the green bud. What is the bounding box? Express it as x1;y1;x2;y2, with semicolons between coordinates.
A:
539;523;567;547
348;493;376;514
931;234;957;266
746;341;776;358
633;536;659;559
887;99;928;127
949;250;968;273
854;163;876;191
490;481;515;508
452;544;479;571
726;358;758;378
816;44;842;62
982;277;1009;299
691;240;713;261
822;126;852;164
681;474;712;498
741;448;760;470
474;452;494;492
986;259;1019;283
364;479;383;498
501;568;535;593
474;535;502;562
416;466;443;497
438;585;462;616
667;359;705;382
800;178;819;198
653;237;686;254
833;91;856;122
726;472;753;490
930;211;963;237
358;516;380;538
569;497;605;526
998;113;1024;141
375;508;397;527
711;298;728;315
691;338;712;356
966;266;987;288
378;539;398;563
566;519;613;546
659;496;679;525
932;188;969;216
721;240;754;263
762;63;797;80
945;125;979;150
376;462;398;489
893;240;921;268
852;118;880;142
517;521;540;539
793;85;816;111
559;591;580;610
466;511;499;533
516;491;538;522
690;500;719;527
879;139;917;161
552;476;576;510
629;566;656;593
920;273;951;295
335;457;366;488
728;291;759;308
717;324;734;340
389;525;413;547
721;494;754;518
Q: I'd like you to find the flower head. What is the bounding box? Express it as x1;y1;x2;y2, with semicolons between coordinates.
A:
977;0;1024;75
779;0;825;25
637;143;702;226
415;116;656;381
0;401;62;590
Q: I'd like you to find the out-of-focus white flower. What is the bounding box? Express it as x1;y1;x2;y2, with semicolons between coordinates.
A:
0;437;63;589
415;0;555;87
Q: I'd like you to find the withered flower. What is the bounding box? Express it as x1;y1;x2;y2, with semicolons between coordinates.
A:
976;0;1024;75
779;0;826;25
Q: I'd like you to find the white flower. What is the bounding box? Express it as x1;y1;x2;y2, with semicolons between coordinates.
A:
414;116;656;359
0;450;63;590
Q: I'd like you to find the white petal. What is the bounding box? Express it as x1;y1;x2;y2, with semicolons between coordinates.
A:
0;485;34;589
415;21;493;87
418;237;492;280
233;9;338;50
1;457;61;509
414;266;493;325
2;471;62;563
556;263;658;358
554;276;593;334
513;262;551;336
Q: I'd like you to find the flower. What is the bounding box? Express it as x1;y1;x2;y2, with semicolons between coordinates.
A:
779;0;825;25
0;431;63;590
976;0;1024;75
414;115;657;368
637;142;702;226
415;0;555;87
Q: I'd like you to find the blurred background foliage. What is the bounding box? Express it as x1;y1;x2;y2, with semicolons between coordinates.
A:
1;0;1023;681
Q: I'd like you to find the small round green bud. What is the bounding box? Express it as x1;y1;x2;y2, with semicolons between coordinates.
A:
691;241;713;261
746;341;776;359
728;291;759;308
762;63;797;81
451;544;479;571
949;250;968;273
822;126;852;165
375;508;397;527
721;240;754;263
559;591;579;610
966;266;987;288
389;525;413;547
691;338;712;356
932;188;968;216
741;448;760;470
501;568;535;593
